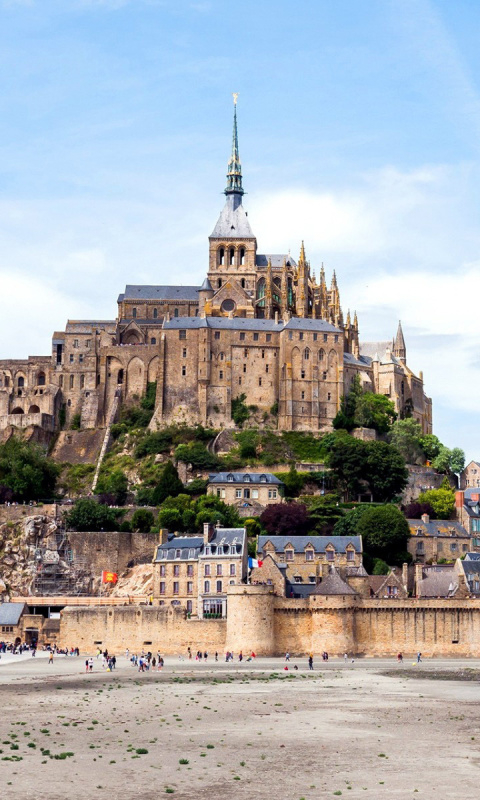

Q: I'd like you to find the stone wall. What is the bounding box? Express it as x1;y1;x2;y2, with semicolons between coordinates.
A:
58;585;480;656
67;531;158;576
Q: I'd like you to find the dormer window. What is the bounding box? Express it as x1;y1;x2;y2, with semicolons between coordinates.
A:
347;549;355;562
227;474;234;482
285;549;294;562
244;475;250;482
305;549;314;562
175;549;181;558
259;474;267;483
326;548;335;561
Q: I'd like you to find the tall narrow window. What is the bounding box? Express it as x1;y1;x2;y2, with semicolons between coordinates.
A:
174;308;179;318
132;308;137;318
219;247;225;265
80;374;85;389
240;247;245;265
229;247;235;265
153;308;158;319
69;375;74;389
181;365;186;376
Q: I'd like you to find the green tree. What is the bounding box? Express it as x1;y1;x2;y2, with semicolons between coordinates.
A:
364;440;408;502
305;494;344;535
65;498;118;531
281;464;305;498
357;505;410;566
326;437;366;500
131;508;155;532
174;442;220;470
418;434;442;461
354;393;396;433
450;447;465;475
372;558;390;575
418;484;456;519
0;438;59;502
333;375;363;432
389;418;424;464
96;469;129;505
231;393;250;427
432;446;465;476
152;461;184;505
157;507;184;531
333;504;371;537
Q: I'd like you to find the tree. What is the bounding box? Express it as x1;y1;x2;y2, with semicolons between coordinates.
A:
333;504;371;537
231;393;249;427
450;447;465;475
418;484;456;519
259;502;310;538
174;442;220;470
364;440;408;502
0;438;59;502
326;437;366;500
65;498;118;531
152;461;184;505
157;507;184;531
418;434;442;462
389;419;424;465
333;375;362;431
96;469;129;505
372;558;390;575
305;494;344;535
131;508;154;532
281;465;305;498
357;505;410;566
354;393;396;433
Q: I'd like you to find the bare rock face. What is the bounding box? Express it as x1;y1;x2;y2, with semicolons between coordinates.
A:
0;515;60;597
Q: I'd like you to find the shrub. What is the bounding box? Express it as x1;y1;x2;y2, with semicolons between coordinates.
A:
231;394;249;427
131;508;155;532
65;498;118;532
70;413;81;431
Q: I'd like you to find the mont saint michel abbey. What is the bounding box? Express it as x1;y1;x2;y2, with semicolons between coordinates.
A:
0;103;432;436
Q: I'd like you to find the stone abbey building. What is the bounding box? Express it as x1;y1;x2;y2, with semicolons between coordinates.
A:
0;102;432;435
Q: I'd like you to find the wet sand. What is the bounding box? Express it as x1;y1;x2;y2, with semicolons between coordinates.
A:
0;654;479;799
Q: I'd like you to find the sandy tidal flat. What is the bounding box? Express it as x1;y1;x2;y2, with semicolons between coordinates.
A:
0;655;479;799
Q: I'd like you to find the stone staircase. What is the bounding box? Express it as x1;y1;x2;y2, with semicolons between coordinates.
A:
91;389;122;492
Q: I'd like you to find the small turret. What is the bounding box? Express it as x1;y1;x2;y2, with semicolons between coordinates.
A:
198;276;214;316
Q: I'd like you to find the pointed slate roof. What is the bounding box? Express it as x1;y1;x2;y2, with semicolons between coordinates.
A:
210;195;255;239
311;571;356;596
199;277;213;292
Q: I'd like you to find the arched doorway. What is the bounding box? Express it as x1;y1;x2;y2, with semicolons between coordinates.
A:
28;405;40;414
11;407;24;414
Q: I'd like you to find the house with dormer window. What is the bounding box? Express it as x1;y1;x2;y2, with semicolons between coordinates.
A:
257;534;363;589
207;471;284;517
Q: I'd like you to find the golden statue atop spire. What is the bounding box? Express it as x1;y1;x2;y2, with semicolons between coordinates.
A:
233;92;239;105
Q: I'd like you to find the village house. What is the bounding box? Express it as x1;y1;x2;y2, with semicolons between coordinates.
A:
460;461;480;490
407;513;478;563
256;534;363;591
207;471;284;517
152;523;247;618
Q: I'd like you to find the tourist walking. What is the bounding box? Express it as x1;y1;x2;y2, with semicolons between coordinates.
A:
308;654;313;670
417;652;422;663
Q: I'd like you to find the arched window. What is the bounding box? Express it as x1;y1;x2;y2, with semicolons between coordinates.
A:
132;308;137;318
80;374;85;389
229;247;235;266
17;376;24;387
240;247;245;265
69;375;74;389
217;278;222;289
28;405;40;414
241;278;246;289
12;407;24;414
219;247;225;266
318;349;325;362
150;337;156;345
304;348;310;360
117;369;124;385
219;352;224;361
153;308;158;319
37;372;46;386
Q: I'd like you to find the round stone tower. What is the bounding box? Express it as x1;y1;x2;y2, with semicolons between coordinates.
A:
226;584;275;655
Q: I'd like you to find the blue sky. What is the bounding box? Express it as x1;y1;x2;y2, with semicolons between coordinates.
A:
1;0;480;459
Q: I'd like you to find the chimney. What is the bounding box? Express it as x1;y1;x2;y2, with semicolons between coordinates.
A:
414;563;423;595
203;522;215;544
402;562;409;590
159;528;169;545
421;513;430;524
274;310;279;324
455;491;465;508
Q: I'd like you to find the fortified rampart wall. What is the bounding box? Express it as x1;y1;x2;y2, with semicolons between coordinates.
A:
58;586;480;657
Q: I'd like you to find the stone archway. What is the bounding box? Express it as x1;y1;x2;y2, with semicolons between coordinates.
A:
127;356;145;398
28;405;40;413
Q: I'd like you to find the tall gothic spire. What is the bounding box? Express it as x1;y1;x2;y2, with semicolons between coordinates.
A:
393;320;406;361
225;94;244;197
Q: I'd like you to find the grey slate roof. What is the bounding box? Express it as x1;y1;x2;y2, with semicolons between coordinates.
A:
256;254;297;268
65;321;116;333
311;571;356;596
408;519;468;537
209;472;283;485
163;316;341;333
154;528;246;562
344;352;373;367
199;277;213;291
461;560;480;575
118;285;200;303
417;567;458;598
210;196;255;239
258;535;362;554
0;602;26;626
464;552;480;561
